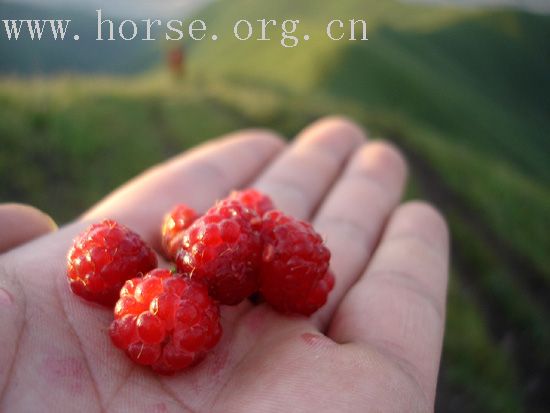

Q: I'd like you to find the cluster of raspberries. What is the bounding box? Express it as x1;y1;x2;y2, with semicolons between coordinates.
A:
67;189;334;374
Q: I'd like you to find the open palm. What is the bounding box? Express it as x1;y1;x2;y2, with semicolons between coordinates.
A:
0;117;449;412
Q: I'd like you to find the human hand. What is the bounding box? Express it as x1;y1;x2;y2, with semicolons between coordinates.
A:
0;117;449;412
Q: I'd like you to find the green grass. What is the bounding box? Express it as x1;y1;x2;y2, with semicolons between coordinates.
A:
1;0;549;411
0;77;248;220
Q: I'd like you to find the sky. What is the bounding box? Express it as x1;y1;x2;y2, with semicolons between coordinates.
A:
403;0;550;14
3;0;549;16
2;0;215;18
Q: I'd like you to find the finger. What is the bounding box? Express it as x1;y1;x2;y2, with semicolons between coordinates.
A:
84;129;285;249
0;203;57;253
329;201;449;401
311;141;407;329
253;117;365;220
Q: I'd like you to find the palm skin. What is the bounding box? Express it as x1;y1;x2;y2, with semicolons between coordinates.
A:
0;117;449;413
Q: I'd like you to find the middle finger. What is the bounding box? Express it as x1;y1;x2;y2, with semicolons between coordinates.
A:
253;117;365;220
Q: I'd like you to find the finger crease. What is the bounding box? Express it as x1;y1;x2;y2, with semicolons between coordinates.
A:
316;216;377;246
383;233;447;265
347;170;391;200
367;269;445;321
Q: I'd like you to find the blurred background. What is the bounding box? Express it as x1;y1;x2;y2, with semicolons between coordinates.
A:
0;0;549;411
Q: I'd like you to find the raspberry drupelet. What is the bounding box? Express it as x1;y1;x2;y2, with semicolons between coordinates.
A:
229;188;275;217
67;219;157;306
260;210;333;315
176;199;262;305
109;269;222;374
161;204;199;260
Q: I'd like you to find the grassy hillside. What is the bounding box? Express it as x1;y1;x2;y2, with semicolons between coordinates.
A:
1;0;549;412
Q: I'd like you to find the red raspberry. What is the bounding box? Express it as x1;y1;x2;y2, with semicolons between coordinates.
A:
109;269;222;374
302;270;335;313
229;188;274;217
161;204;198;260
67;219;157;306
175;199;262;305
260;210;333;315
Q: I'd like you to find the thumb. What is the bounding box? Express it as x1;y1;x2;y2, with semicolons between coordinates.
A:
0;203;57;253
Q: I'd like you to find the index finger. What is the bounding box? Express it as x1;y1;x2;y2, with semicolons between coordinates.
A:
83;129;285;249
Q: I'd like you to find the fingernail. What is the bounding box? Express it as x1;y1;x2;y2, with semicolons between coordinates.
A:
43;213;58;231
